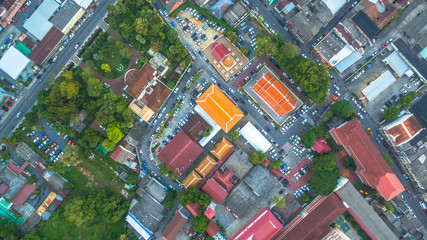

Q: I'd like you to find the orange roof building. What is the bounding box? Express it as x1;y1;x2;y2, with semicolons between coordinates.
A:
196;84;243;133
211;138;235;161
181;170;203;189
252;72;297;117
195;155;217;177
382;114;424;146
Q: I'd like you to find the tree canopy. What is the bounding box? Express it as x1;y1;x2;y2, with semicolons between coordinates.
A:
178;187;211;210
308;153;339;195
301;127;328;148
332;100;354;119
249;150;266;164
193;215;209;233
383;105;400;122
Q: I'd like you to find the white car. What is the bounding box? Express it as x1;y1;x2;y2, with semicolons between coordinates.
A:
26;0;31;6
59;46;64;51
52;56;57;62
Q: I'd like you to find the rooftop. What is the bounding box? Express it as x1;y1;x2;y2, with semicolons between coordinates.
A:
162;211;188;240
36;0;59;18
140;177;168;203
129;194;166;235
361;70;397;101
29;27;64;65
393;38;427;81
212;169;234;192
231;207;283;240
186;202;200;217
11;184;36;207
0;0;26;28
141;81;171;112
276;194;346;240
181;113;210;142
51;0;82;31
125;121;147;147
202;178;228;203
0;46;31;80
239;122;272;153
384;114;424;146
352;11;381;39
111;145;135;164
223;148;252;179
223;181;259;218
24;12;53;41
243;165;278;196
195;155;217;177
223;1;249;27
206;221;221;237
312;137;331;155
0;167;26;202
158;130;203;175
196;84;243;133
125;64;156;99
330;119;404;200
181;170;203;189
211;138;235;161
359;0;400;30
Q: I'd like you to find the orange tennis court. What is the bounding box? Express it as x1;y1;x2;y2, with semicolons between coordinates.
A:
252;72;297;117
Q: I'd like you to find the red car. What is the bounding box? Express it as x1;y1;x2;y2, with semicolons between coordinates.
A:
156;147;162;152
12;18;17;24
21;5;27;11
7;98;14;103
5;103;11;109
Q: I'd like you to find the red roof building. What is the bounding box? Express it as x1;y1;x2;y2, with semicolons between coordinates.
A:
206;221;220;237
186;202;200;217
275;194;346;240
312;137;332;155
330;119;404;200
212;170;234;192
162;211;188;240
210;42;230;62
202;178;228;204
204;206;216;219
124;64;156;99
270;168;282;178
231;207;284;240
158;130;203;175
181;113;210;142
29;27;64;65
383;114;424;146
11;184;36;207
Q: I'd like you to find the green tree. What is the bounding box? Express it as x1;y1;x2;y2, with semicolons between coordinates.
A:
270;160;282;169
381;153;393;167
106;122;124;143
102;139;116;152
301;193;311;203
101;63;112;73
255;34;278;57
301;127;327;148
100;193;129;223
23;232;42;240
308;169;339;195
64;182;73;189
61;145;84;167
383;105;400;122
82;129;104;149
169;171;179;181
87;77;104;97
229;129;239;141
313;153;337;172
126;174;139;185
225;30;239;44
0;217;18;239
0;136;21;146
249;150;266;164
119;47;132;59
332;100;354;119
159;164;172;175
198;193;211;210
65;196;97;226
193;215;209;233
271;194;286;208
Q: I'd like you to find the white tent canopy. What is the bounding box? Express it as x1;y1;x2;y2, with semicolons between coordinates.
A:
239;122;271;153
0;47;30;79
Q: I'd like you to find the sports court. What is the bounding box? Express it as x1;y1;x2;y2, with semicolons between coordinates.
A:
243;66;302;125
335;215;351;233
252;72;297;117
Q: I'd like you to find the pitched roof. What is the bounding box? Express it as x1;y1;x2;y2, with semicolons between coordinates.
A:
196;84;243;133
195;155;217;177
0;0;26;27
312;137;332;155
111;145;135;164
162;211;188;240
231;207;284;240
181;113;210;142
206;221;220;237
202;178;228;204
29;27;64;65
211;138;235;161
181;170;203;189
210;42;230;62
384;114;424;146
125;64;155;99
330;119;404;200
204;206;216;219
7;161;29;175
11;184;36;207
275;194;346;240
186;202;201;217
352;11;380;39
252;72;297;117
158;130;203;175
212;169;234;191
141;82;171;112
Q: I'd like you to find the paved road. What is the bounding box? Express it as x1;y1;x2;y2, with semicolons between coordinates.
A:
0;0;116;138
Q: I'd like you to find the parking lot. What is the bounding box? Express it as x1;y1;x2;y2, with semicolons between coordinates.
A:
234;19;260;59
173;7;225;50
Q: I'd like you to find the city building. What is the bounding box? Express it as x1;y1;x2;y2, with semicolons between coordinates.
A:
196;84;243;133
206;221;221;237
50;0;84;34
361;70;397;101
162;210;189;240
181;170;203;189
0;162;35;208
157;130;203;175
23;0;59;41
231;207;284;240
222;1;249;27
202;178;229;203
111;122;146;170
239;122;272;153
401;10;427;58
382;114;424;147
202;36;249;81
243;66;301;125
181;113;211;142
392;38;427;82
312;137;331;155
314;23;366;73
29;27;65;65
0;0;26;27
210;138;235;162
0;46;31;79
383;50;412;77
195;155;217;177
330;119;404;200
274;0;296;14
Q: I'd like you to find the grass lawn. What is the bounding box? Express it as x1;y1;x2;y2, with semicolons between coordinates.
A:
81;32;130;80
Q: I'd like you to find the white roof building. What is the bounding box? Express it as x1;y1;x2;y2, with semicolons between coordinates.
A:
37;0;60;18
384;51;411;77
362;70;397;101
0;47;31;79
23;12;53;40
321;0;346;15
74;0;92;9
239;122;271;153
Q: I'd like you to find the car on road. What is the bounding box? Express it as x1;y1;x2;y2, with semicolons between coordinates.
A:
59;46;64;51
26;0;31;5
75;43;80;49
16;112;21;118
52;56;57;62
21;5;27;11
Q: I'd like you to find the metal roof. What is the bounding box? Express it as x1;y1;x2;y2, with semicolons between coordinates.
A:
362;70;396;101
239;122;271;153
23;12;53;40
0;46;30;79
